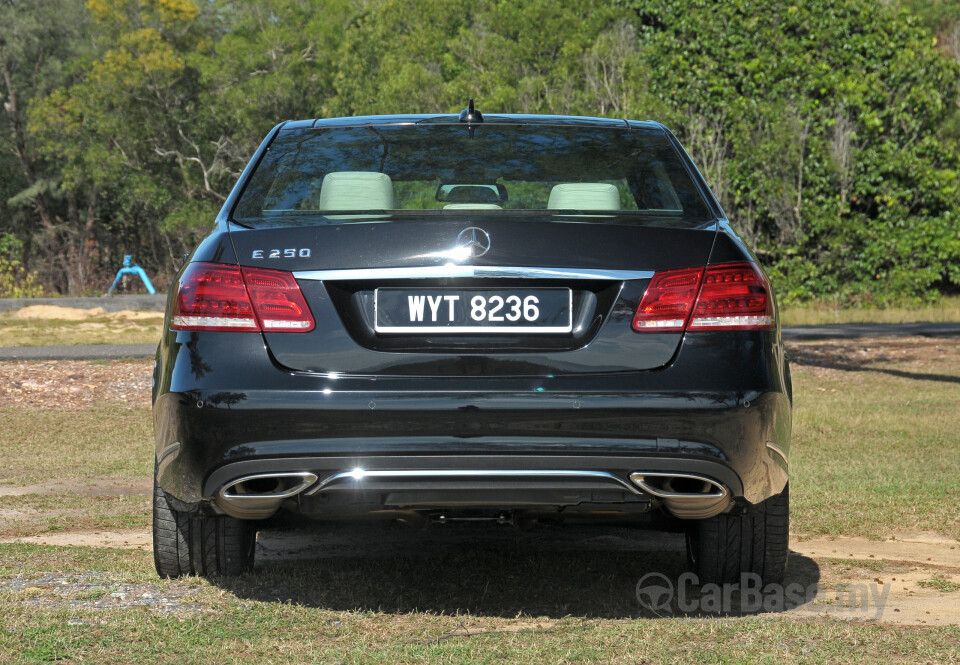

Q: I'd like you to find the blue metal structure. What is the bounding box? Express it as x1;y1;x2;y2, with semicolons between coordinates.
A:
107;255;156;295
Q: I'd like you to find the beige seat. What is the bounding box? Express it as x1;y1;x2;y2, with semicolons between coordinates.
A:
317;171;394;212
443;203;502;210
546;183;621;211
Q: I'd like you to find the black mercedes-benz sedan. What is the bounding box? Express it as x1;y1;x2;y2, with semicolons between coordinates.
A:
152;105;792;584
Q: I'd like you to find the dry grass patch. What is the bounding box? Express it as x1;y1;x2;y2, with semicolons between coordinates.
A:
0;306;163;347
0;494;149;539
781;296;960;326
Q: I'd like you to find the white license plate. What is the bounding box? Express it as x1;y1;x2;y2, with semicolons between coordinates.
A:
374;287;573;333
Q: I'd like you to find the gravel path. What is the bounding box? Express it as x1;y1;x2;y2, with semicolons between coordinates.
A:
0;344;156;361
1;571;204;614
782;321;960;340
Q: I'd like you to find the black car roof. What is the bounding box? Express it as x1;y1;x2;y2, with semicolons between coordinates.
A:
280;114;663;130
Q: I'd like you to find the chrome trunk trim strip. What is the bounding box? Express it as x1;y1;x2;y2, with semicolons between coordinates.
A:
294;266;654;281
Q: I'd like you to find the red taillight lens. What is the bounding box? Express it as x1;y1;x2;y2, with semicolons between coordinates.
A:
171;263;314;332
688;263;773;330
240;267;315;331
631;267;704;331
172;263;258;331
633;262;773;332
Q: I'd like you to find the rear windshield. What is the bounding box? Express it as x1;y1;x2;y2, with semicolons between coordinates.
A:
232;123;714;224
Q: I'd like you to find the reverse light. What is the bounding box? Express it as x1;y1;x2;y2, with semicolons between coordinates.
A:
171;262;314;332
632;262;773;332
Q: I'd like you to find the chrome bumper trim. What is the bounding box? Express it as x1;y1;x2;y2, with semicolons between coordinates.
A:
305;468;643;496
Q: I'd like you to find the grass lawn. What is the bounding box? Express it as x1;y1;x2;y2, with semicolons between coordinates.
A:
780;295;960;326
2;570;957;665
0;407;153;485
1;542;959;664
789;338;960;540
0;337;958;663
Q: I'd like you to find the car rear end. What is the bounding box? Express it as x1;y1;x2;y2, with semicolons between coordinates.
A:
152;114;791;582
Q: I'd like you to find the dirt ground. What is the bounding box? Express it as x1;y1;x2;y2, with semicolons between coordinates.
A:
787;334;960;380
8;305;162;322
2;521;958;626
1;336;958;626
0;359;151;408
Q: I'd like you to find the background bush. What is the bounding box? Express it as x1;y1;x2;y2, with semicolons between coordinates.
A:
0;234;44;298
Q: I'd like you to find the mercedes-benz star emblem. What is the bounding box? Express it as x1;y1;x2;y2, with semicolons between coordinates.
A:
456;227;491;258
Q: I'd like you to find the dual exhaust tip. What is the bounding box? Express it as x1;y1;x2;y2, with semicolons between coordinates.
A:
215;472;318;519
214;470;731;520
628;472;731;519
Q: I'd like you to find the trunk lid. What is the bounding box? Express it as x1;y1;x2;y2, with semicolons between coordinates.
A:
228;215;716;376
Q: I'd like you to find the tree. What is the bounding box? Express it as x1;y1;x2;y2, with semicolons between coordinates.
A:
0;0;89;291
28;0;221;290
3;0;959;302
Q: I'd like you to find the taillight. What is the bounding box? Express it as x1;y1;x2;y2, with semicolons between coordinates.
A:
240;267;315;331
688;263;774;330
632;262;773;332
171;262;314;332
631;267;703;332
171;263;257;331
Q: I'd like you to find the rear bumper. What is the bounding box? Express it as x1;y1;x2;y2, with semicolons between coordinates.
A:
153;329;791;514
205;454;741;521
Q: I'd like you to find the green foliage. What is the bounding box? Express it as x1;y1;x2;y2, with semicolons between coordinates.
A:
622;0;960;304
0;234;44;297
897;0;960;31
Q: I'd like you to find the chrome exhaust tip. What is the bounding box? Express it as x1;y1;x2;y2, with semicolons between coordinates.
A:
215;472;318;519
629;472;731;519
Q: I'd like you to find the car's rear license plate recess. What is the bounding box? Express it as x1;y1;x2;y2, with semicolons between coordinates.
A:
374;287;572;333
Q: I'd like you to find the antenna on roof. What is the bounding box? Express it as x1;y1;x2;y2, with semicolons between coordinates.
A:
459;98;483;124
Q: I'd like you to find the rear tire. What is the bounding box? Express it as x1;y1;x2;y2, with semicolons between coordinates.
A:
153;476;255;578
688;484;789;586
